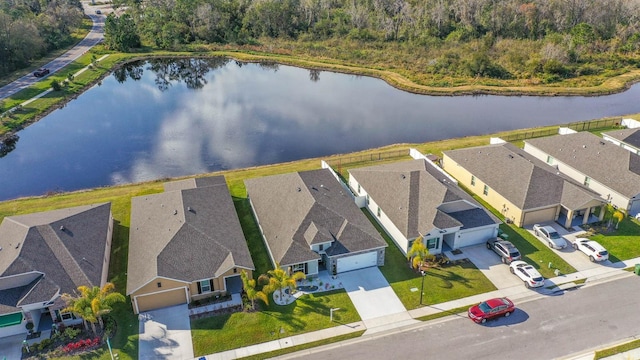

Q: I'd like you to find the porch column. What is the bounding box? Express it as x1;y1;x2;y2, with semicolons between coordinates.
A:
564;209;574;229
582;207;591;225
598;205;606;221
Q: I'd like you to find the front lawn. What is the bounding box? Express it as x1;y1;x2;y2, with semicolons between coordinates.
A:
584;218;640;262
191;289;361;356
364;211;497;310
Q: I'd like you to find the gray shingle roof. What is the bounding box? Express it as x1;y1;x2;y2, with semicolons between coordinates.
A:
444;143;603;210
0;203;112;314
602;128;640;148
127;176;254;295
244;169;387;267
349;159;499;239
526;132;640;198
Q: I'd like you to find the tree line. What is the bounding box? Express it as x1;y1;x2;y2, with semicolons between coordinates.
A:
105;0;640;82
0;0;84;76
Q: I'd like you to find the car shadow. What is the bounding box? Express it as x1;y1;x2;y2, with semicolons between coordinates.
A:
480;309;529;327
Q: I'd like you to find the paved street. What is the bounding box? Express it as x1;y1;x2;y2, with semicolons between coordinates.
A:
0;3;105;100
279;275;640;360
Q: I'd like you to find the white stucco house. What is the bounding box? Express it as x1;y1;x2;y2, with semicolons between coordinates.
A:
524;130;640;217
348;157;501;255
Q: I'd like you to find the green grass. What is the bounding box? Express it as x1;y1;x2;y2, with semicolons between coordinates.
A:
594;338;640;359
191;289;361;356
238;331;365;360
365;211;498;310
586;218;640;261
498;225;576;278
415;305;470;322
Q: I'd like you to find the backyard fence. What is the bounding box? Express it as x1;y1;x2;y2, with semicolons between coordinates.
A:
325;149;409;172
499;117;621;142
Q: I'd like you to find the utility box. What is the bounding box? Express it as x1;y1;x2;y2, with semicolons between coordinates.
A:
635;264;640;275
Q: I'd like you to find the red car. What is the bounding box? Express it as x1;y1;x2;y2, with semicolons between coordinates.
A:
468;297;515;324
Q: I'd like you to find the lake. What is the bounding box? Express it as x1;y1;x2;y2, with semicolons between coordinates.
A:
2;57;640;201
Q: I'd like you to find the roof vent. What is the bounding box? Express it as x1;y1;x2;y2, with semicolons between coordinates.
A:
60;225;65;231
173;209;178;215
583;145;587;148
312;186;318;191
599;141;606;145
508;154;514;159
401;174;406;179
15;242;20;249
187;206;192;212
297;187;301;192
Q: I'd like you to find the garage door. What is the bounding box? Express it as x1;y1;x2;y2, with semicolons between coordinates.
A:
135;288;188;313
629;199;640;217
522;207;557;226
336;251;377;273
451;227;496;249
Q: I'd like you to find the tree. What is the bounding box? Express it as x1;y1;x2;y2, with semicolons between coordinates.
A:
62;283;125;335
240;270;269;309
613;210;625;229
104;13;140;52
407;236;428;270
264;263;306;300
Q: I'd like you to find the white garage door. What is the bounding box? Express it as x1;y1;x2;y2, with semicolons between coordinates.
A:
336;251;377;273
453;227;497;249
630;199;640;217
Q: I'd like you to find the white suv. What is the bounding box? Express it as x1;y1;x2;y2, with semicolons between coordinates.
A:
573;238;609;262
509;260;545;288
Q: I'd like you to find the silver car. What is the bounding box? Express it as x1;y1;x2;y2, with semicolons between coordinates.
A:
532;224;567;249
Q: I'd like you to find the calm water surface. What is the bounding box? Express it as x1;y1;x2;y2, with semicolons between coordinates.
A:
2;58;640;201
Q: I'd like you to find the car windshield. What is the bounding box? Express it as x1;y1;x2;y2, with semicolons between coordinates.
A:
599;251;608;256
510;250;520;257
533;276;544;282
549;231;561;239
478;302;492;313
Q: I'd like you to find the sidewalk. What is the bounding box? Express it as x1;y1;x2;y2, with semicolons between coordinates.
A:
197;257;640;360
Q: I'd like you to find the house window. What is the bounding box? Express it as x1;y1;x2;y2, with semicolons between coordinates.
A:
546;155;554;164
366;194;370;205
291;263;307;274
200;280;211;293
426;238;439;249
319;244;324;251
483;185;489;195
470;175;475;186
584;176;591;186
61;312;76;321
157;282;162;288
377;206;381;217
357;184;361;194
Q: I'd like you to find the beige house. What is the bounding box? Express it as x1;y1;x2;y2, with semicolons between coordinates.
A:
443;142;605;228
245;168;387;275
0;203;113;338
127;176;254;314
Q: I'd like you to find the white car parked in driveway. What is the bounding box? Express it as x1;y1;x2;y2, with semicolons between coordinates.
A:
573;238;609;262
532;224;567;249
509;260;545;288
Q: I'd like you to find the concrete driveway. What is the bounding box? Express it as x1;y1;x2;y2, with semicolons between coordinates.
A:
338;267;406;321
139;304;194;360
529;223;614;272
0;333;25;360
462;244;523;289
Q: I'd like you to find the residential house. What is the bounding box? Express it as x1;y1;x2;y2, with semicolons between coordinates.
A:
0;203;113;338
443;142;606;228
349;159;500;255
602;128;640;156
127;176;254;314
245;168;387;275
524;131;640;217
